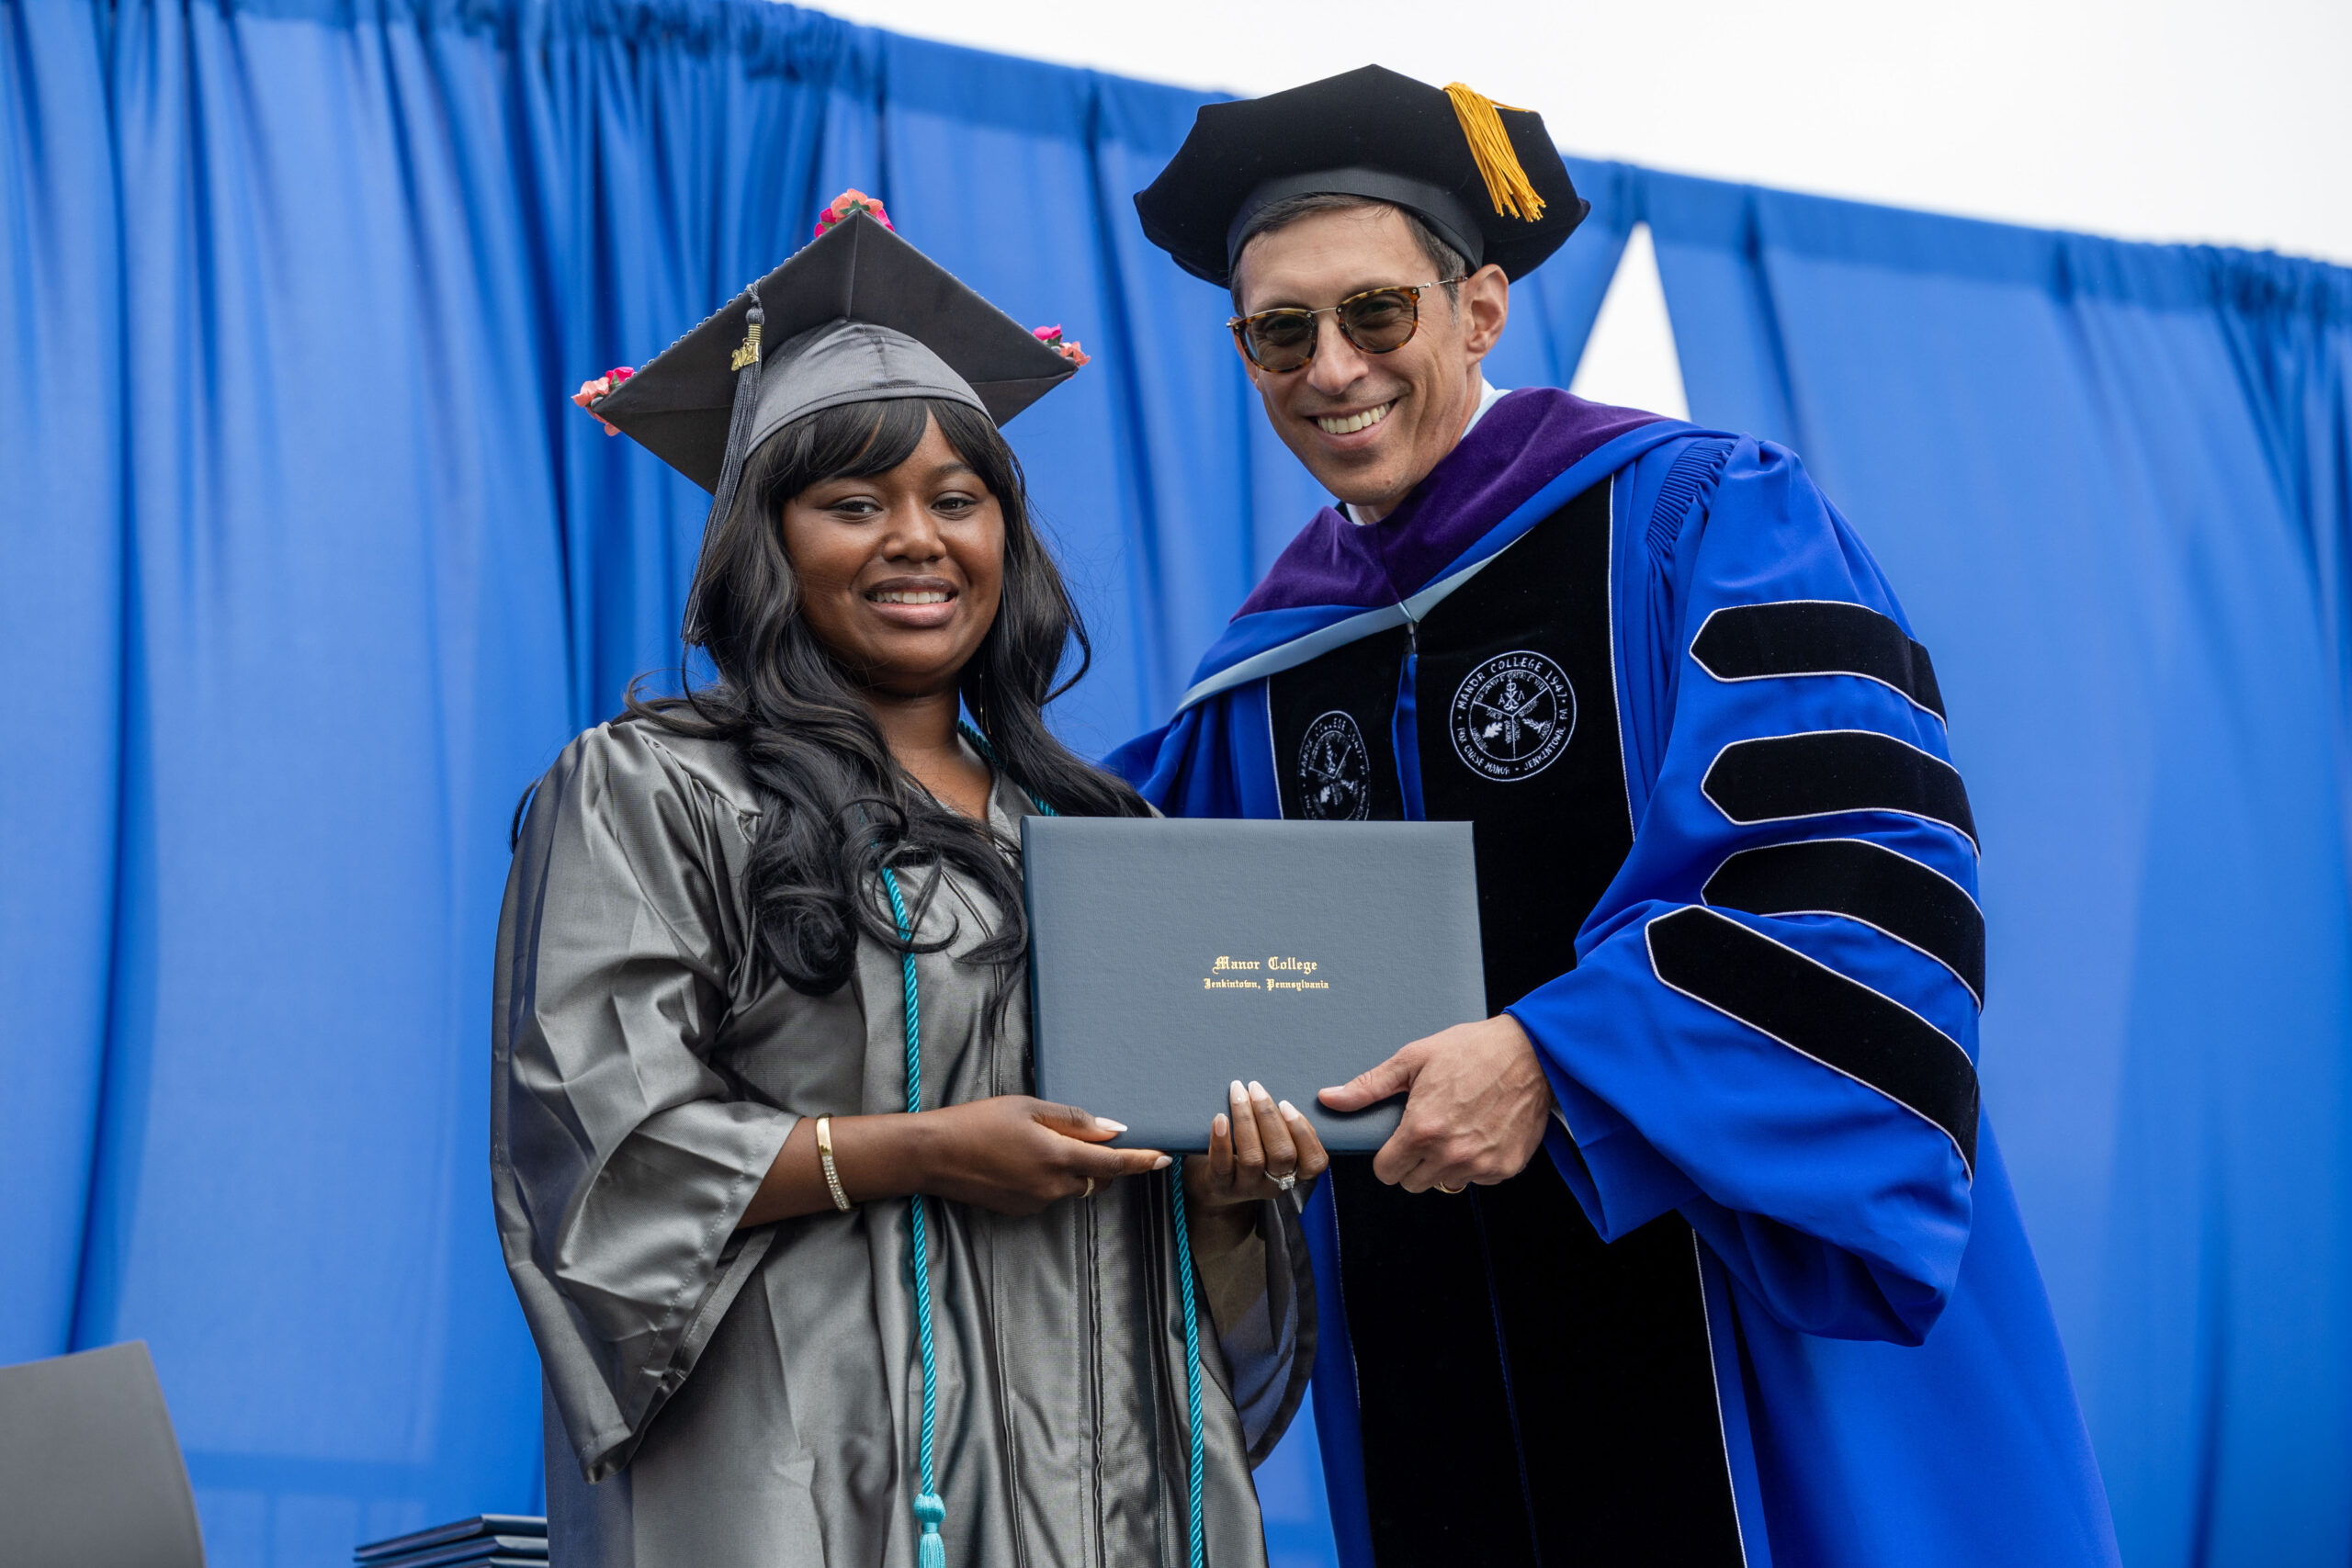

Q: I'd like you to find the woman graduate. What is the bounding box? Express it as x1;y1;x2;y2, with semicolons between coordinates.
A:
492;195;1326;1568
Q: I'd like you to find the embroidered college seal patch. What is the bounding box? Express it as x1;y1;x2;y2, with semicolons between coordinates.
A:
1298;710;1373;819
1450;651;1575;782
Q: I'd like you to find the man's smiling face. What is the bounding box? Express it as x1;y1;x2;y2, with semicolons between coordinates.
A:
1231;203;1509;522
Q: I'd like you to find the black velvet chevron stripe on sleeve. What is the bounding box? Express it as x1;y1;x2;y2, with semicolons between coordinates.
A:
1702;839;1985;1002
1690;601;1945;718
1645;906;1979;1169
1702;731;1978;849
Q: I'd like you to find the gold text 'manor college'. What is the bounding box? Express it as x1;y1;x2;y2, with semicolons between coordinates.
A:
1202;955;1332;992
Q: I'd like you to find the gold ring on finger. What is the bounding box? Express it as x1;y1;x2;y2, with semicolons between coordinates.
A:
1436;1180;1466;1195
1080;1177;1096;1200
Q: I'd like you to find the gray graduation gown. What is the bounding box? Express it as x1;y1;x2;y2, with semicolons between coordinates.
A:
492;720;1311;1568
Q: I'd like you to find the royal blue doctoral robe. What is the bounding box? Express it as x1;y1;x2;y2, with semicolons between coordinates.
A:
1109;388;2119;1568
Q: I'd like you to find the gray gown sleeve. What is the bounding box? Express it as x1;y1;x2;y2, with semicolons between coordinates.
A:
1197;1194;1317;1464
492;722;796;1482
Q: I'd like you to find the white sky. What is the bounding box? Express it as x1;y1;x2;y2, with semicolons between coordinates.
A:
810;0;2352;265
1569;223;1690;419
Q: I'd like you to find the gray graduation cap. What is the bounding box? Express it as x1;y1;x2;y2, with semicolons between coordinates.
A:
585;207;1077;533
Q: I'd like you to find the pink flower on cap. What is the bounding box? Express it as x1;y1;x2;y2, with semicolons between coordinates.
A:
816;189;893;238
571;366;634;435
1032;325;1090;370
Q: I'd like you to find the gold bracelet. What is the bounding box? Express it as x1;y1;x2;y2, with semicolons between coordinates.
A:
816;1116;853;1213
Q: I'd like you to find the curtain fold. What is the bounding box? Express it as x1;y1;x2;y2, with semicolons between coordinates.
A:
5;3;2350;1566
0;0;123;1366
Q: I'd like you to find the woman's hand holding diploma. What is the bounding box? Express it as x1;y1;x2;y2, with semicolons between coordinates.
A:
740;1098;1170;1227
1183;1079;1332;1253
914;1098;1170;1215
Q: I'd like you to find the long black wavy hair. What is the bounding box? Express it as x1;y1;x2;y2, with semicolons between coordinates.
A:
624;395;1150;998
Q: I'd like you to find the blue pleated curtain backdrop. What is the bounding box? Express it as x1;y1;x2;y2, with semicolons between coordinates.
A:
5;2;2350;1565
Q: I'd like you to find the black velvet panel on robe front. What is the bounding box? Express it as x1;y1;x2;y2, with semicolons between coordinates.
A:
1268;484;1747;1568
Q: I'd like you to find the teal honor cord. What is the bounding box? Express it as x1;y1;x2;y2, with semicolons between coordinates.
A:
885;726;1208;1568
879;866;950;1568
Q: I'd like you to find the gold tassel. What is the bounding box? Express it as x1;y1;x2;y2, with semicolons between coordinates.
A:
1443;83;1546;224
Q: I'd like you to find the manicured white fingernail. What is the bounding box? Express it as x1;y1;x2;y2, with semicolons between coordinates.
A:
1230;1078;1248;1100
1214;1113;1229;1136
1152;1155;1172;1169
1095;1118;1128;1134
1279;1100;1301;1119
1248;1079;1270;1099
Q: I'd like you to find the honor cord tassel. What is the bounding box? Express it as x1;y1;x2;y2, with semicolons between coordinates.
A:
912;1492;946;1568
953;721;1207;1568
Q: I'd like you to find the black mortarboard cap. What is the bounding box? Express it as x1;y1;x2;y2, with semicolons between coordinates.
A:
591;209;1075;503
1134;66;1589;288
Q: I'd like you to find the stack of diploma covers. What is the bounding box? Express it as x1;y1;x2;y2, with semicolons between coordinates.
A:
353;1516;548;1568
1022;818;1486;1151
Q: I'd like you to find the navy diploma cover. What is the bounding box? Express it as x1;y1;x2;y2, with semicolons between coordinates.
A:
1022;818;1485;1152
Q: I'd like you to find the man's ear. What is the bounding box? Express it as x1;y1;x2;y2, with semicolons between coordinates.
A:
1460;264;1510;359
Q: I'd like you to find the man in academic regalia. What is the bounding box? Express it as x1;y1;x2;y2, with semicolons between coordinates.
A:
1111;67;2120;1568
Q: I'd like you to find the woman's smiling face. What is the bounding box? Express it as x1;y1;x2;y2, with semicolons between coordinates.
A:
781;412;1005;698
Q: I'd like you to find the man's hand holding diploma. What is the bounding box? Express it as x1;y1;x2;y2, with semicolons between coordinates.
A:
1318;1015;1555;1193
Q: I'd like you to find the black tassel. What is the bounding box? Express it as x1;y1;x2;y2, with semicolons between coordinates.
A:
709;294;765;527
684;292;764;647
